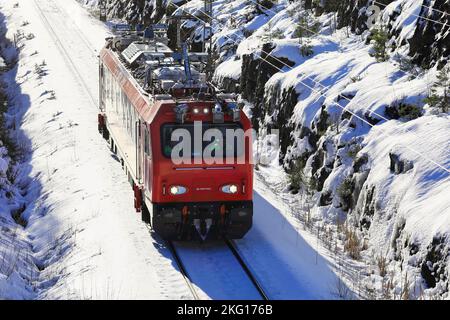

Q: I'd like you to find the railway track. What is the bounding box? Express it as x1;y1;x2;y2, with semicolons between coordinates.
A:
168;237;269;300
33;0;98;108
46;0;99;58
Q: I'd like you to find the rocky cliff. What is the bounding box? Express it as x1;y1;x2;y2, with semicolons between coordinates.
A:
79;0;450;299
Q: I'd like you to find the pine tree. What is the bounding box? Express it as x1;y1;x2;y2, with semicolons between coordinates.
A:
424;66;450;113
370;27;389;62
294;14;319;57
300;38;314;57
294;15;320;39
256;0;275;14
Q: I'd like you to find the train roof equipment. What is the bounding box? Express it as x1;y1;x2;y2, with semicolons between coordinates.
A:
105;22;220;103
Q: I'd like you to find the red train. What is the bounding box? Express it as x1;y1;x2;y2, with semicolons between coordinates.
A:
97;25;253;240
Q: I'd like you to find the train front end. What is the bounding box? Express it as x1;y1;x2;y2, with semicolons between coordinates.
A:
149;99;254;241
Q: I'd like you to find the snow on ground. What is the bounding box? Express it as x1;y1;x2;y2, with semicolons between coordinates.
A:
360;117;450;246
5;0;446;301
240;2;450;271
214;57;242;82
240;187;346;299
0;8;38;301
0;0;347;300
0;0;191;299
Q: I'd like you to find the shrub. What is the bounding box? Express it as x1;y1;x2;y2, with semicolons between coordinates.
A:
424;66;449;113
271;28;284;39
293;16;320;39
165;2;176;16
350;75;362;83
256;0;275;13
0;93;20;161
347;144;362;159
288;158;307;192
337;177;354;211
370;27;389;62
344;225;361;260
300;41;314;57
377;255;388;277
338;179;353;198
386;102;422;121
397;55;420;78
397;103;422;120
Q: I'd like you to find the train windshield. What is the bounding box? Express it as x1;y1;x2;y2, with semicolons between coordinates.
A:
161;123;247;160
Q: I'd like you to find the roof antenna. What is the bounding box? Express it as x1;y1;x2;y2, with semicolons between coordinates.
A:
181;42;193;83
143;26;154;45
204;0;214;82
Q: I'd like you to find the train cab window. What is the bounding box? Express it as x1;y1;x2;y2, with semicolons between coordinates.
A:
161;123;245;159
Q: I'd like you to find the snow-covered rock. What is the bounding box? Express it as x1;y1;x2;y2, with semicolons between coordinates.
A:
172;0;450;298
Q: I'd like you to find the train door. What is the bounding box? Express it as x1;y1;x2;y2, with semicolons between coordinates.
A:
136;119;143;182
142;123;153;198
99;64;105;111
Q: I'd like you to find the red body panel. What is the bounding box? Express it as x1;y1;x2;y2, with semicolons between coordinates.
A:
148;106;254;204
99;47;254;206
100;49;157;123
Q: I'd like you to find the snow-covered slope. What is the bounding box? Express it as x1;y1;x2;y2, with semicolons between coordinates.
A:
0;9;38;300
92;0;450;299
1;0;449;300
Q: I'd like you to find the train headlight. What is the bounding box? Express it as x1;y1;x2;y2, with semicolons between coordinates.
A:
203;108;210;114
170;186;187;195
222;184;238;194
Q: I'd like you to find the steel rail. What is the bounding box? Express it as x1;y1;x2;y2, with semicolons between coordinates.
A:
225;239;269;300
166;241;201;300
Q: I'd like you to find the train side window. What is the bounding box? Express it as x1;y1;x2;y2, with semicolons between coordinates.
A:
144;127;151;158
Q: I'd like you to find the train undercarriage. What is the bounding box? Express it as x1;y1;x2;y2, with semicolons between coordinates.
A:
143;201;253;241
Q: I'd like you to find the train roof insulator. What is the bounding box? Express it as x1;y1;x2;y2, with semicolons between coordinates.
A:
110;23;132;33
227;103;241;122
143;27;154;39
174;104;189;124
152;24;169;31
147;25;169;44
213;103;224;124
187;52;209;63
172;52;182;63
